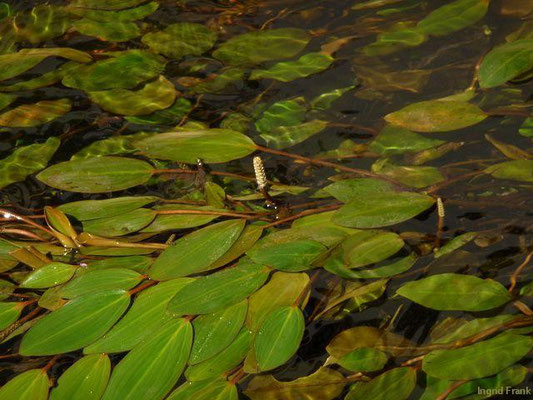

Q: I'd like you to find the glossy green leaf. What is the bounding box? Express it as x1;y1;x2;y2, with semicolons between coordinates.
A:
337;347;388;372
167;379;238;400
142;23;217;59
0;137;60;189
36;156;154;193
0;369;49;400
0;48;91;81
397;273;511;311
479;39;533;88
433;315;515;344
0;99;71;128
332;191;435;228
70;131;155;159
20;262;77;289
82;208;156;237
250;52;333;82
209;225;263;269
0;302;22;330
255;98;306;134
244;367;345;400
73;19;140;41
141;205;217;233
135;129;256;164
58;196;158;220
101;318;192;400
247;271;309;332
19;290;130;356
325;254;416;279
247;238;326;271
369;125;445;155
417;0;489;37
346;367;416;400
50;354;110;400
168;260;270;315
324;178;396;203
62;50;165;91
485;160;533;182
385;100;487;132
255;306;305;371
85;278;193;353
86;256;152;273
59;268;142;298
423;333;533;380
186;327;251;381
89;75;177;116
150;219;246;279
67;1;158;21
190;300;248;364
342;230;403;268
213;28;311;65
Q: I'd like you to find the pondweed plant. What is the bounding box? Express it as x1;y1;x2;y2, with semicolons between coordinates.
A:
0;0;532;399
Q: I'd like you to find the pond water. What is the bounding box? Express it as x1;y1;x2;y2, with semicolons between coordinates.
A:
0;0;532;399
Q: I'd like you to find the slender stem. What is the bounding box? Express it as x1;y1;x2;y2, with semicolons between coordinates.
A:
0;228;47;241
129;280;157;296
156;209;268;220
255;145;406;187
0;208;55;237
509;251;533;293
426;171;483;194
0;306;43;342
42;355;60;373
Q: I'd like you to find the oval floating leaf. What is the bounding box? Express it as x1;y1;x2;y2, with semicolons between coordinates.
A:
168;260;270;315
36;156;154;193
423;333;533;380
479;39;533;88
396;273;511;311
385;100;487;132
0;369;49;400
19;290;130;356
150;219;246;279
59;268;142;298
255;305;305;371
485;160;533;183
135;129;256;164
58;196;158;220
82;208;156;237
50;354;110;400
332;191;435;228
20;262;77;289
247;239;326;271
101;318;192;400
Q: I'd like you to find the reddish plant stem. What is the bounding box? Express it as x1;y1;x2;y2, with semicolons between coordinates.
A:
129;280;157;296
155;209;269;220
509;251;533;293
42;355;60;373
0;228;47;241
0;306;43;342
0;208;55;237
426;171;483;194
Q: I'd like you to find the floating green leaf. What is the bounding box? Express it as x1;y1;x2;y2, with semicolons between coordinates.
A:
423;333;533;380
332;191;435;228
59;268;142;298
135;129;256;163
102;318;192;400
0;99;71;128
20;262;77;289
89;76;177;116
82;208;156;237
168;260;270;315
50;354;110;400
58;196;158;220
325;178;396;203
20;290;130;356
142;23;217;59
397;273;511;311
36;156;154;193
85;278;193;353
255;305;305;371
337;347;388;372
479;39;533;88
247;238;326;271
0;137;60;189
167;379;238;400
150;219;246;279
341;230;404;268
0;369;49;400
0;302;22;330
434;232;477;258
190;300;248;364
485;160;533;183
372;159;444;188
213;28;311;65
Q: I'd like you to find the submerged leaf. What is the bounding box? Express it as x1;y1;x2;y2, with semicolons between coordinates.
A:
485;160;533;182
0;99;71;128
397;273;511;311
346;367;416;400
250;52;333;82
73;19;140;41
